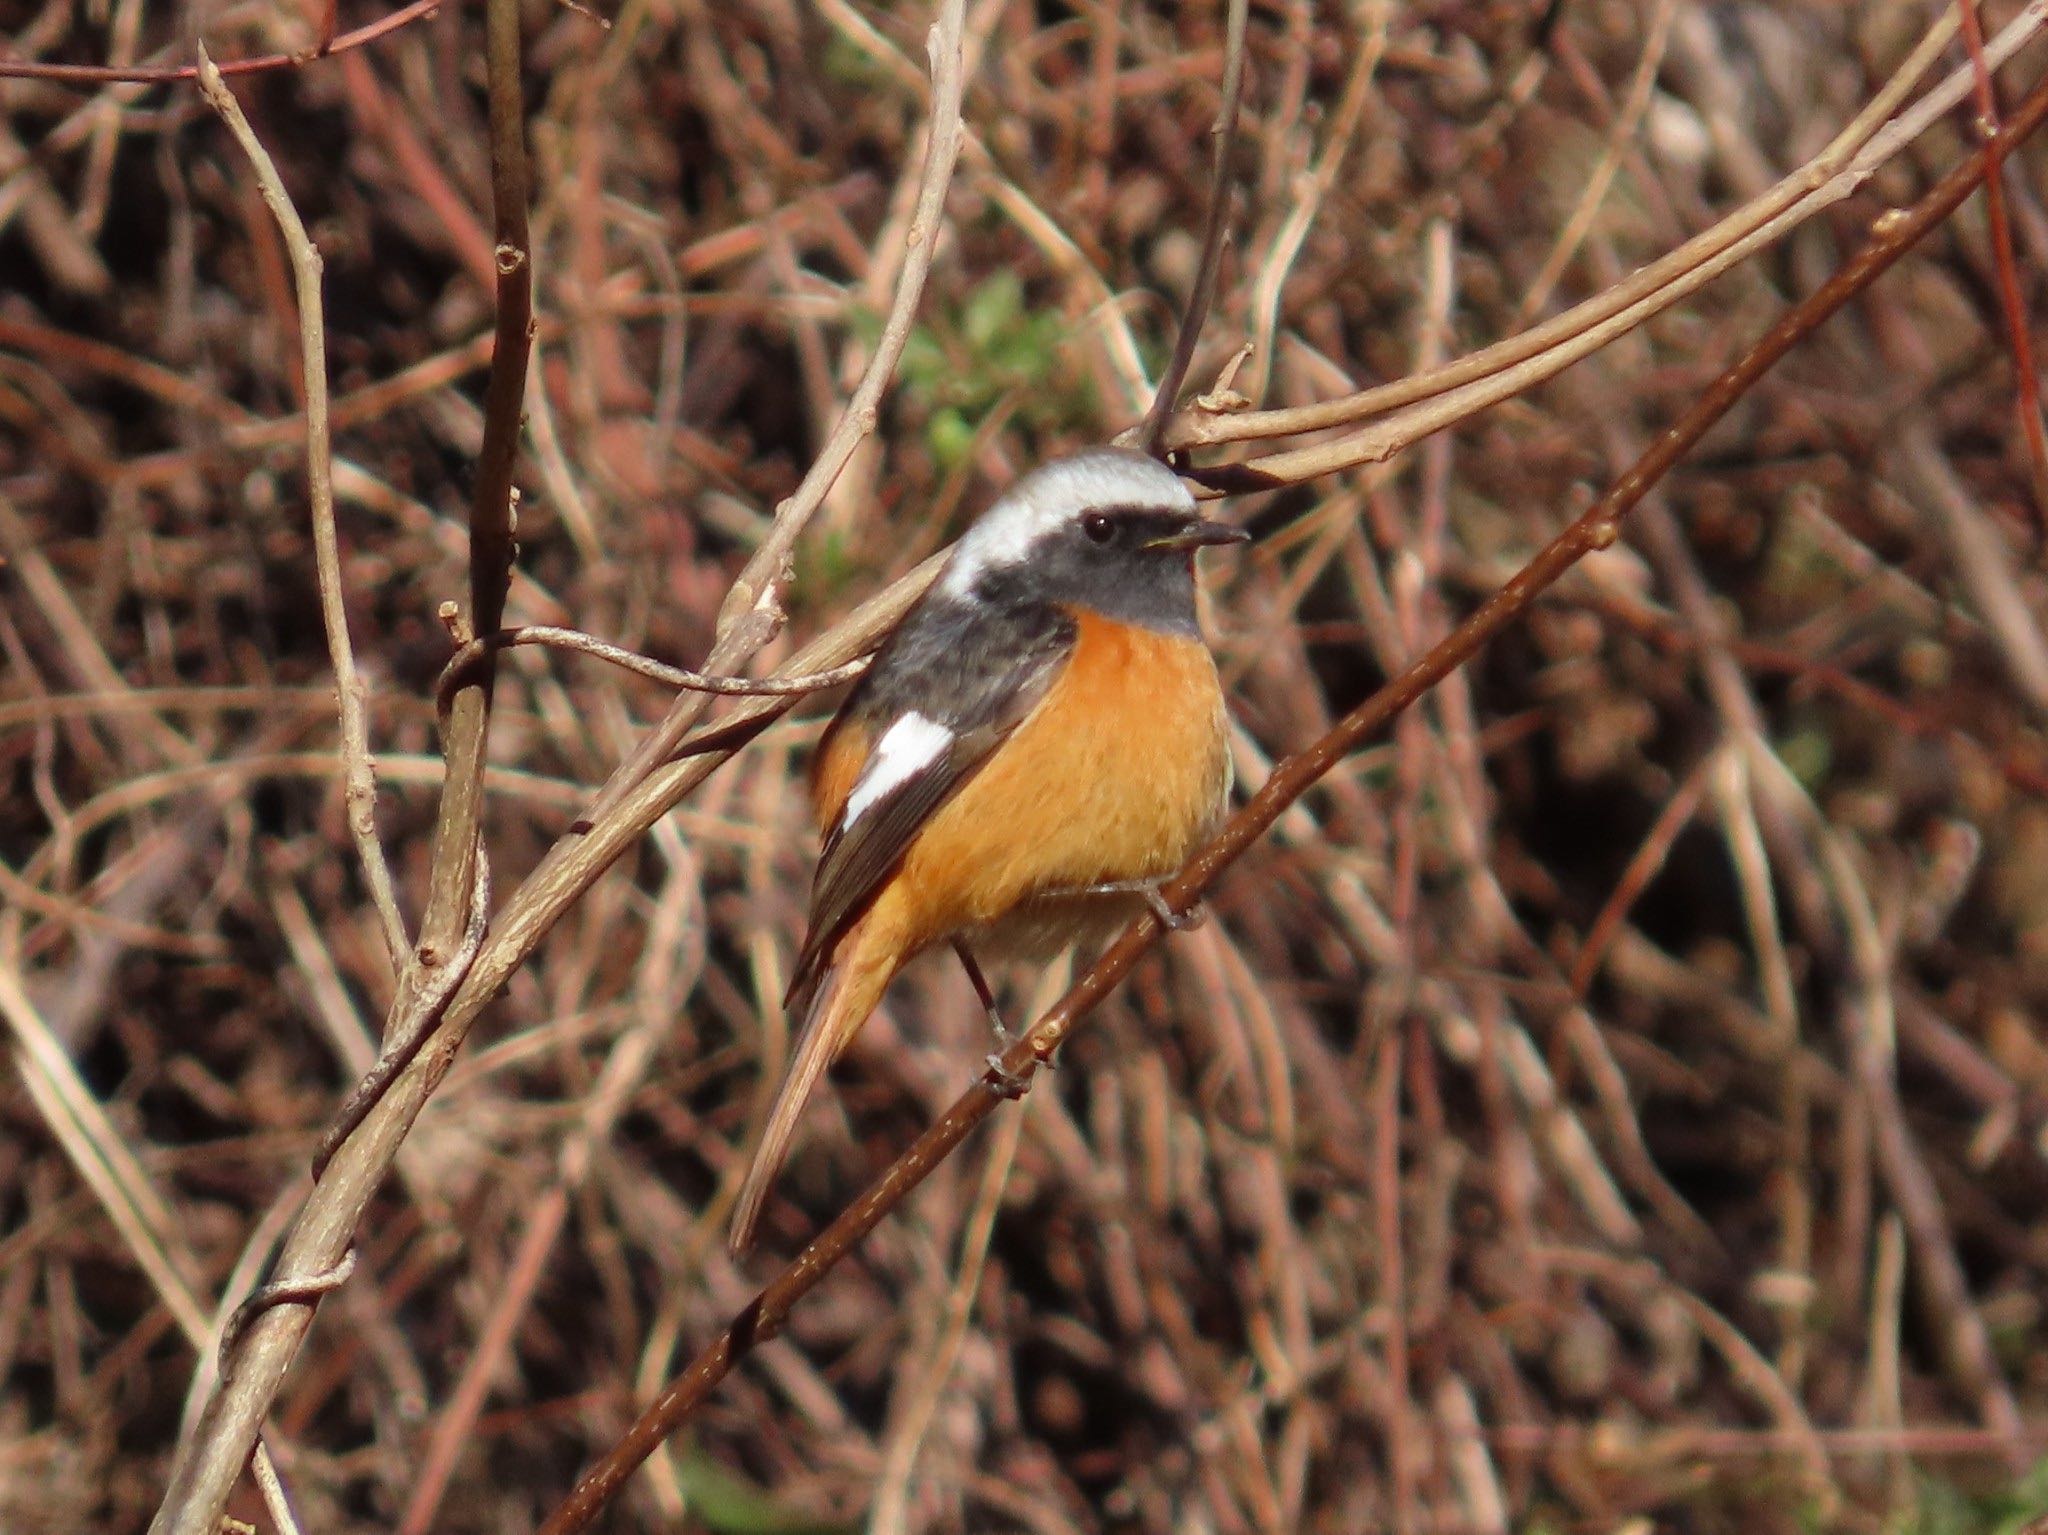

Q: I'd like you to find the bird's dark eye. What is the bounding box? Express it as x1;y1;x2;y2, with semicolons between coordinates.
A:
1081;512;1114;544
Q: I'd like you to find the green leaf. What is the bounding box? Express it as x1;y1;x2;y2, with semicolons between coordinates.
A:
962;270;1024;350
672;1447;859;1535
928;406;974;467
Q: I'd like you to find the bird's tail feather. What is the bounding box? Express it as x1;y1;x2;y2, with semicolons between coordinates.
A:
729;919;898;1254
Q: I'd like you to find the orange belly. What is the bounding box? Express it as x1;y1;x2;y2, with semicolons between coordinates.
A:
877;608;1230;960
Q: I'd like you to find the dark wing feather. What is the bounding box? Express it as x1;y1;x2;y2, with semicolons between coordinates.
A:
787;598;1075;1004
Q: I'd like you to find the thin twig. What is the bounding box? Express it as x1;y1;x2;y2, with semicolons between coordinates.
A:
433;625;871;724
1512;0;1678;326
532;64;2048;1533
146;0;536;1524
1133;0;1250;454
308;850;491;1180
1955;0;2048;530
1153;2;2022;459
196;47;409;970
214;1251;358;1361
0;0;443;83
1230;2;1386;417
247;1441;307;1535
592;0;968;820
1570;750;1714;997
149;6;968;1527
1186;1;2048;490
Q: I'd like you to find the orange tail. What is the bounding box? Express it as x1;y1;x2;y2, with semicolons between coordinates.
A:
730;913;902;1254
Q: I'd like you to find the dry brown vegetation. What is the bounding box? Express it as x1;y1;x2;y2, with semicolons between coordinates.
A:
4;1;2048;1532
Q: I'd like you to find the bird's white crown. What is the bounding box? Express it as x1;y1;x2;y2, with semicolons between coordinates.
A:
939;447;1194;598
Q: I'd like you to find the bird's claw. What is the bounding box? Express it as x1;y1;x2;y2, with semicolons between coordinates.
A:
984;1053;1031;1099
1140;884;1203;932
1066;877;1204;932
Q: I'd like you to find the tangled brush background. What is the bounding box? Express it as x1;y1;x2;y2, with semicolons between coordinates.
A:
3;1;2048;1531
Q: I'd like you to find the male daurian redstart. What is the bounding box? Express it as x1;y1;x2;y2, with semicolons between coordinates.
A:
731;447;1247;1250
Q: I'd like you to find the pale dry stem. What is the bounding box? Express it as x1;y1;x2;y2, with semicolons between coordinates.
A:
1157;3;2019;466
194;46;409;971
148;5;969;1529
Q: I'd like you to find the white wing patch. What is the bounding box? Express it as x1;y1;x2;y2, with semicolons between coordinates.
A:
840;711;954;830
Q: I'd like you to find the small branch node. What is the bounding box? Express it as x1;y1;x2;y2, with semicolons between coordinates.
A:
217;1249;359;1362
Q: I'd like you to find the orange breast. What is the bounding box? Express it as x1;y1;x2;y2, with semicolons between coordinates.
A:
889;608;1230;951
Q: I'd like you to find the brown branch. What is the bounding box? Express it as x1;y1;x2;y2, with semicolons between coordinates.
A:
532;54;2048;1535
0;0;445;84
145;0;533;1525
1152;3;2033;465
1132;0;1249;454
146;4;969;1527
433;625;871;724
1955;0;2048;532
588;0;969;825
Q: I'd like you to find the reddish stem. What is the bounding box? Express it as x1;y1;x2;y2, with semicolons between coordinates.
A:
1955;0;2048;536
0;0;443;85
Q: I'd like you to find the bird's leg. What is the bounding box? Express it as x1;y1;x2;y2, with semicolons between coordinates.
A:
1066;876;1205;931
951;937;1008;1041
953;938;1046;1092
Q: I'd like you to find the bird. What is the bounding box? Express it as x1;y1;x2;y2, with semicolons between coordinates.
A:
730;446;1247;1251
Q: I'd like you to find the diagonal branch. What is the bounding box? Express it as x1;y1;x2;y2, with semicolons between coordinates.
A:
531;58;2048;1534
0;0;443;84
147;4;970;1530
147;0;535;1522
1153;2;2046;467
590;0;967;817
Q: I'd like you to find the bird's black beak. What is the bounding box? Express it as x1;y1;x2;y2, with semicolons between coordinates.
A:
1147;516;1251;552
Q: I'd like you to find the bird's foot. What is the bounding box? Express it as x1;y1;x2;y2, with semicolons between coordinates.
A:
984;1053;1031;1099
1142;884;1203;932
1073;877;1204;932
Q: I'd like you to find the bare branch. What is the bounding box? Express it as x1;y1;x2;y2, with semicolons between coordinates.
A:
1132;0;1250;454
148;4;968;1527
194;46;408;970
1155;2;2033;466
147;0;537;1521
595;0;969;817
433;626;871;722
0;0;442;84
